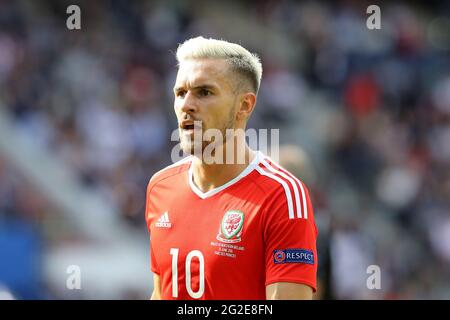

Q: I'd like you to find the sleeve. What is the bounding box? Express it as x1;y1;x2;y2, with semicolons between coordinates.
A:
145;178;160;275
263;182;318;292
150;241;160;275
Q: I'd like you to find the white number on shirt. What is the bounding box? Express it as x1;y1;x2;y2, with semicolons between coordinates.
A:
170;248;205;299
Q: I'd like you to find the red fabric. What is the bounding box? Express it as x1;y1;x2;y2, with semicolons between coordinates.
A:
145;154;318;299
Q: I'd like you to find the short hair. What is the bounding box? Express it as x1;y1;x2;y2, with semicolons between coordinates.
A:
176;36;263;94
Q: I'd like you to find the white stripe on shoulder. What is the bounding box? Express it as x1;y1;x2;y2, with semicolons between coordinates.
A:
151;156;193;181
264;156;308;220
260;158;302;219
255;165;295;219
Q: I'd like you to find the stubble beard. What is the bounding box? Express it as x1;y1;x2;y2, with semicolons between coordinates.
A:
179;106;236;159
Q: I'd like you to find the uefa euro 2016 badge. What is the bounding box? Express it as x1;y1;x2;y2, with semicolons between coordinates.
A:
217;210;244;243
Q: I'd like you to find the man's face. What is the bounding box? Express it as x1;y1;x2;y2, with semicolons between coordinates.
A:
174;59;239;155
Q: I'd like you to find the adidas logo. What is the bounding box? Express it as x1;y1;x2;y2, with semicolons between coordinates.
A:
155;212;172;228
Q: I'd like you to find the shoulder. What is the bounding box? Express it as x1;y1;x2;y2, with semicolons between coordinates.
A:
146;156;193;193
252;153;311;221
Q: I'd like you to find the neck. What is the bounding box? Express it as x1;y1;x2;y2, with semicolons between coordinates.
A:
191;142;256;193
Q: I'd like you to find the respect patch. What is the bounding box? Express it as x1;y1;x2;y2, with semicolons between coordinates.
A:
273;249;315;265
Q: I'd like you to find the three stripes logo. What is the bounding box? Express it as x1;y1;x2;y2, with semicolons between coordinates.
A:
155;212;172;228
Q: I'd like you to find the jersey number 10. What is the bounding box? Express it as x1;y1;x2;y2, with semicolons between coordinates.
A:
170;248;205;299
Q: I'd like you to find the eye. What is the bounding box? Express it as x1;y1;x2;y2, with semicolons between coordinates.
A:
199;88;211;97
176;90;186;98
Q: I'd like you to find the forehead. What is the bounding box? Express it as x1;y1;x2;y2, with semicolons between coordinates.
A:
175;59;234;88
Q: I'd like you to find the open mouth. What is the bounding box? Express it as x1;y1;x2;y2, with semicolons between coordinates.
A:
180;120;201;132
183;124;195;130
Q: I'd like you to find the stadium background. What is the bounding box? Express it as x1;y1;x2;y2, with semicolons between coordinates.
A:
0;0;449;299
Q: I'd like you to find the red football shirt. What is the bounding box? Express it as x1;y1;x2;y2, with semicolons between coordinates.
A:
145;151;318;300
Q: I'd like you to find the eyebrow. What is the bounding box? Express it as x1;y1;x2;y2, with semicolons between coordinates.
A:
173;84;218;92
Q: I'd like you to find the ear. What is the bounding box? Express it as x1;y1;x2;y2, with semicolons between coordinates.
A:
236;92;257;122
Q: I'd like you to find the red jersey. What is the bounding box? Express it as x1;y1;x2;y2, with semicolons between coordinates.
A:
145;151;318;300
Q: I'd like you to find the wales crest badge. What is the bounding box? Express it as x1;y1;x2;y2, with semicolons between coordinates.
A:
216;210;244;243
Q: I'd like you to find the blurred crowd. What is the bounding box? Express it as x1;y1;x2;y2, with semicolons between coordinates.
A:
0;0;449;299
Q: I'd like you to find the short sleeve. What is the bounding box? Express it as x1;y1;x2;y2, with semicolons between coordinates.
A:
145;178;160;275
264;183;318;291
150;241;160;275
145;178;154;233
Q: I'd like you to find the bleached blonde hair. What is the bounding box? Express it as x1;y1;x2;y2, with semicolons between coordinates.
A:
176;36;263;94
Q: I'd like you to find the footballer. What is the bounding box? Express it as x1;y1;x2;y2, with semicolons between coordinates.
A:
145;37;318;300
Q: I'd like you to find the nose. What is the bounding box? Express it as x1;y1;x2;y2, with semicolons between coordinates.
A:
178;91;198;114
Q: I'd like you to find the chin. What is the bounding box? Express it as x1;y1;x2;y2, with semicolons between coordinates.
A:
181;140;209;158
180;142;194;155
180;140;201;155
